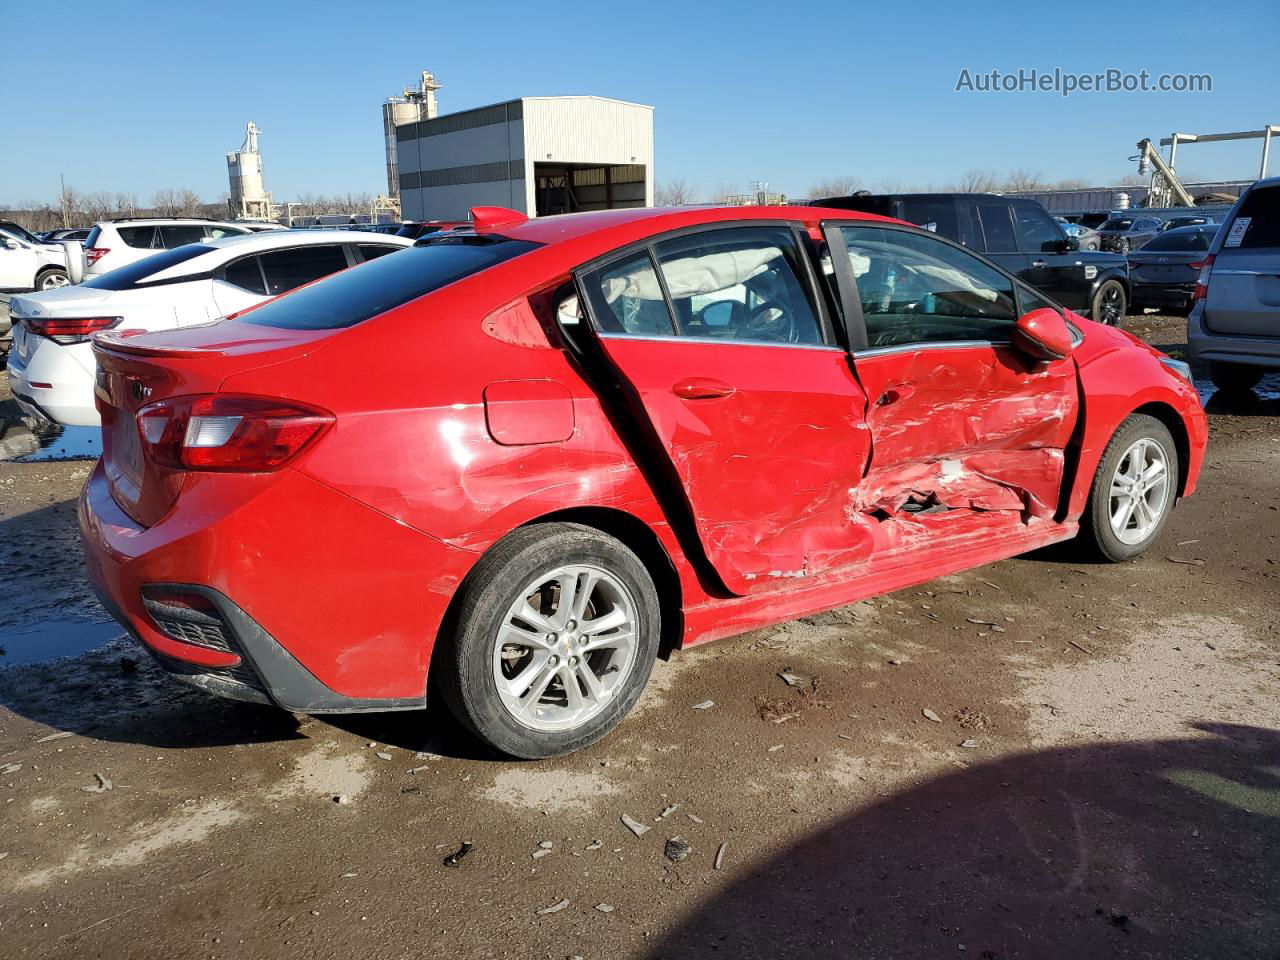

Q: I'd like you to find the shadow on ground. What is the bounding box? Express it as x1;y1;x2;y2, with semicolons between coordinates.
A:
649;722;1280;960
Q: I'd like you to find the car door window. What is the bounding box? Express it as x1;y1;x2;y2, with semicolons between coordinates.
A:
206;225;248;240
257;245;350;295
1013;205;1065;253
357;244;400;262
654;226;823;345
836;225;1018;348
581;250;677;336
224;256;267;295
158;225;207;249
118;226;157;248
975;202;1018;252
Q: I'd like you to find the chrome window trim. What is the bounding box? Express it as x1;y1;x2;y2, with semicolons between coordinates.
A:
1213;269;1279;276
597;332;846;352
853;339;1001;358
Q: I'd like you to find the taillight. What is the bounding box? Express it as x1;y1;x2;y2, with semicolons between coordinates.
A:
135;394;334;472
85;246;109;265
26;315;121;344
1192;254;1216;301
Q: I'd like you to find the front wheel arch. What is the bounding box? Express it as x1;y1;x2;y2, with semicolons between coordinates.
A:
1131;401;1189;498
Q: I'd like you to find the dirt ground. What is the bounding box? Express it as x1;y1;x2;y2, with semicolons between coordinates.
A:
1;314;1278;960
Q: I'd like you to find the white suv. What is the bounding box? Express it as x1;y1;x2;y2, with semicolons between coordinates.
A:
7;230;411;426
82;218;254;278
0;225;70;292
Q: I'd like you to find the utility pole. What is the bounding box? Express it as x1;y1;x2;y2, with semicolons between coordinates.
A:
60;173;69;228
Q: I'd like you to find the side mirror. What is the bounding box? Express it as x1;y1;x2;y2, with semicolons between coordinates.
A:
1012;307;1073;362
1061;234;1080;252
2;239;19;250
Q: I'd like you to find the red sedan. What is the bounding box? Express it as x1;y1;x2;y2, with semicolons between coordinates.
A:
79;205;1207;758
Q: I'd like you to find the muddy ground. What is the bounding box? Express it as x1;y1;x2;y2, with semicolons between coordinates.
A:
1;314;1278;960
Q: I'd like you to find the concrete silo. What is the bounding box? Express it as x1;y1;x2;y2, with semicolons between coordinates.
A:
383;71;440;199
227;122;274;222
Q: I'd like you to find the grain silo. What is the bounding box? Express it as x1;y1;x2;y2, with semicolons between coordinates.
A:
226;122;274;221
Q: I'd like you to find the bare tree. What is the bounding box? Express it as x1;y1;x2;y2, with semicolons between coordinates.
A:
151;188;181;217
656;178;698;206
1052;177;1090;190
952;169;1000;193
58;180;81;228
808;176;862;200
1002;169;1045;193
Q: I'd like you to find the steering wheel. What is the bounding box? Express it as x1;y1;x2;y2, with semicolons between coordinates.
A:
747;299;798;343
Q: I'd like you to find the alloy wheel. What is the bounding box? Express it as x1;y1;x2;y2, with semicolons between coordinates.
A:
492;564;639;732
1108;437;1171;545
40;273;69;290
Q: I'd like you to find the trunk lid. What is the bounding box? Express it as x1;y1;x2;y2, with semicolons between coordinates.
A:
93;320;335;527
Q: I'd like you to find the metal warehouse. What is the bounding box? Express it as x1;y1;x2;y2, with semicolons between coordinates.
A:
392;94;654;220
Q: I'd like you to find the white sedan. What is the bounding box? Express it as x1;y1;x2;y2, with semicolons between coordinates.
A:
7;230;411;426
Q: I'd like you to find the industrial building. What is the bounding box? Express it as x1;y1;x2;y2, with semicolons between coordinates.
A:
385;75;654;221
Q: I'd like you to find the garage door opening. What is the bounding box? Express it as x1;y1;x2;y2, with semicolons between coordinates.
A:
534;163;647;216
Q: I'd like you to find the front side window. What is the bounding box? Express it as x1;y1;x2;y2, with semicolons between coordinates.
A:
1013;204;1065;252
257;245;349;295
836;225;1017;349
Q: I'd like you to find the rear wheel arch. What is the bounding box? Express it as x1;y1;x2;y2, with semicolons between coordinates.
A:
528;506;684;657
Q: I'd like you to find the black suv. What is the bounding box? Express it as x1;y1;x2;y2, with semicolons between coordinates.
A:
814;193;1131;324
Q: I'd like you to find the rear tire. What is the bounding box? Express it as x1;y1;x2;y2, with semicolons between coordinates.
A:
1078;414;1178;562
36;267;69;290
1208;361;1263;392
436;523;660;759
1092;280;1127;325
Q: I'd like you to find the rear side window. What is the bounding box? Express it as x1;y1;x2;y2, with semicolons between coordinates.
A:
223;256;268;294
158;225;207;249
207;225;249;240
975;201;1017;252
118;225;156;247
1142;230;1210;253
242;235;540;330
81;244;214;291
357;244;400;262
1100;219;1134;231
258;245;349;295
1228;186;1280;249
898;198;959;238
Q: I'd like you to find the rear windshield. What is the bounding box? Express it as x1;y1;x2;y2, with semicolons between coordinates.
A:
1100;219;1134;231
81;244;214;291
1228;185;1280;249
1142;230;1211;252
242;235;540;330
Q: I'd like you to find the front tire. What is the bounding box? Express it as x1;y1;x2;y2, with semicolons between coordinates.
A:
36;267;69;290
437;523;660;759
1079;414;1178;562
1091;279;1127;325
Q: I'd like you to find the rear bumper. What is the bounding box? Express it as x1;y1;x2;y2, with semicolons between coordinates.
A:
5;340;100;427
78;460;477;712
1131;281;1195;308
1188;304;1280;368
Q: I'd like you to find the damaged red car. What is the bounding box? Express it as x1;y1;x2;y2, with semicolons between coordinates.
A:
79;205;1207;757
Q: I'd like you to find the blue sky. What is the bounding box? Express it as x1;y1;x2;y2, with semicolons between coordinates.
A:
3;0;1278;204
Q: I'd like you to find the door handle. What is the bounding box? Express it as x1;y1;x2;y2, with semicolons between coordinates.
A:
673;377;736;400
1031;260;1047;268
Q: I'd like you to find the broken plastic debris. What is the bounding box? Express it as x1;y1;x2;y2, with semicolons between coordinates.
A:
1;763;21;775
538;840;554;849
81;772;112;794
767;743;784;752
778;670;810;688
664;836;692;862
923;709;943;723
375;751;393;761
686;813;703;824
692;700;715;710
960;739;979;749
595;903;615;913
714;841;729;870
585;839;603;850
621;813;651;837
658;804;680;819
442;841;473;867
532;849;552;860
37;731;74;743
536;899;570;915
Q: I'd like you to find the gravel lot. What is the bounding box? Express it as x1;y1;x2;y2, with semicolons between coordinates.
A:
1;314;1278;959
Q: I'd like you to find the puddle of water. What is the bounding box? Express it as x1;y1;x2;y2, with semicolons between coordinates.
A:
1196;370;1280;412
0;418;100;463
0;619;124;668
